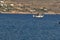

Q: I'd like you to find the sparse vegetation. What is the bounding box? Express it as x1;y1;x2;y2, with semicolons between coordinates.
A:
0;0;60;14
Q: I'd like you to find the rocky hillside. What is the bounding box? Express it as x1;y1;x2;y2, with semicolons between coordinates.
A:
0;0;60;14
9;0;60;13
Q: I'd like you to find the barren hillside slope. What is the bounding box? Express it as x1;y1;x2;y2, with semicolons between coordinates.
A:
10;0;60;13
0;0;60;14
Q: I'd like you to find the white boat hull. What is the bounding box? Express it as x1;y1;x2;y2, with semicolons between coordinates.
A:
33;15;44;18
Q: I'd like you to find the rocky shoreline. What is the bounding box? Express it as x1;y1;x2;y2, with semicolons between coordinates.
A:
0;0;60;14
0;12;60;15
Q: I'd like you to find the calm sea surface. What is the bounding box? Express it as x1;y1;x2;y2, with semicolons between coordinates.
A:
0;14;60;40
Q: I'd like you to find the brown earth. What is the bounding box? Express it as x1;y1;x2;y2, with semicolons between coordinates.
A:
1;0;60;14
9;0;60;13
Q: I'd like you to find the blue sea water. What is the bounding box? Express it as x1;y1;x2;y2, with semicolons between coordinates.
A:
0;14;60;40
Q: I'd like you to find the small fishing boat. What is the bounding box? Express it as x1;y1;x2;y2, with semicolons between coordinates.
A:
33;14;44;18
33;13;44;18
